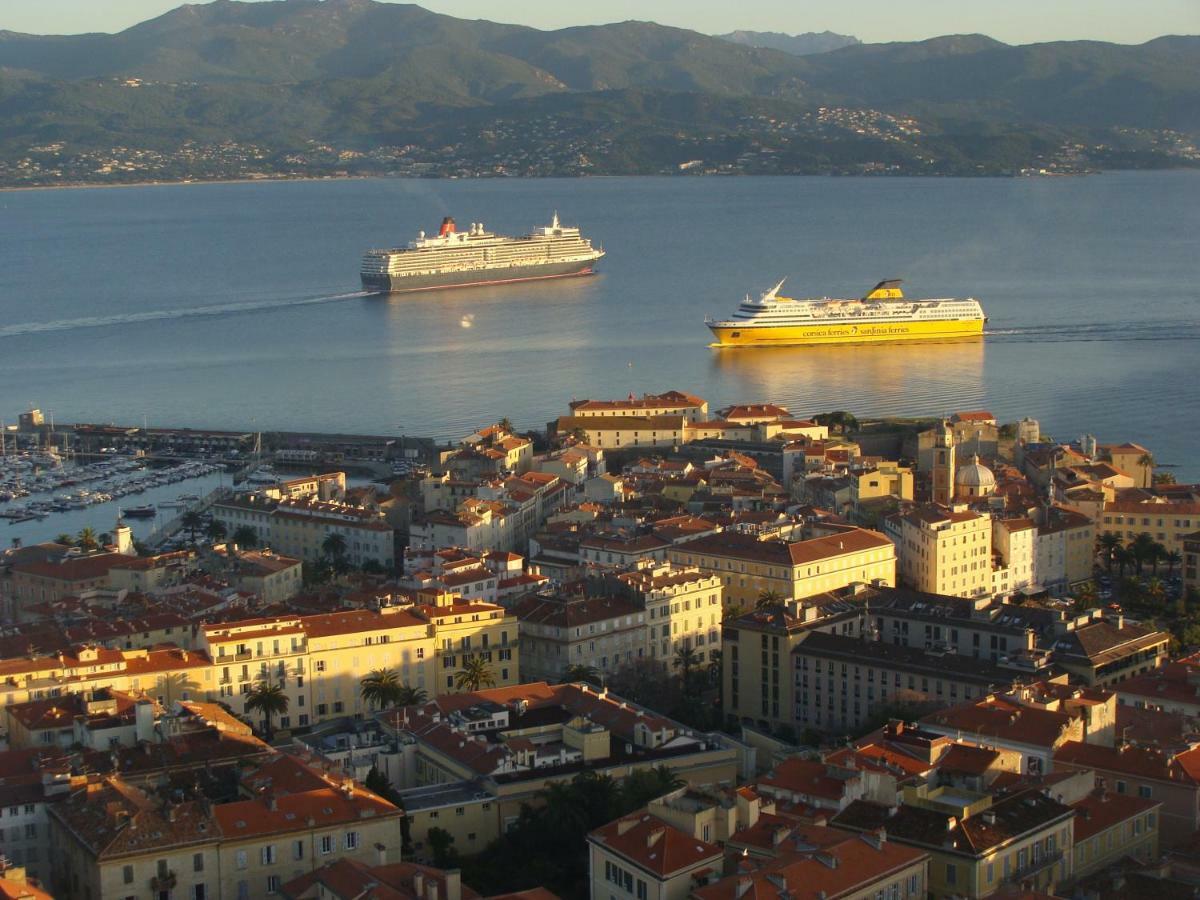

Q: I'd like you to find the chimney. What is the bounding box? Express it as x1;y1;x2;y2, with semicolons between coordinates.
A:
375;842;387;866
426;880;439;900
413;873;424;895
444;870;463;900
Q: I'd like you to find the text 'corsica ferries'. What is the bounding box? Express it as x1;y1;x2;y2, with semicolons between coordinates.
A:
360;213;604;293
706;279;987;347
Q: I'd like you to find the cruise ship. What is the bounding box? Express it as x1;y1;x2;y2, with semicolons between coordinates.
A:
706;279;986;347
360;213;604;293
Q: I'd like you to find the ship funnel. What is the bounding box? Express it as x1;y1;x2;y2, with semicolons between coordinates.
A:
439;216;456;237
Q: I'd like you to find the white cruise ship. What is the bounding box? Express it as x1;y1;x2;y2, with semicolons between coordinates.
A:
361;213;604;293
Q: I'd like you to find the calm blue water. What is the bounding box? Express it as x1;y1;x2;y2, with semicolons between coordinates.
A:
1;173;1197;481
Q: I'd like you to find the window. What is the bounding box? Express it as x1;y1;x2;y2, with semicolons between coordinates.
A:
237;882;249;900
123;866;134;885
261;845;277;865
1138;785;1153;799
266;875;281;894
945;864;957;885
320;835;334;854
193;886;207;900
345;831;359;850
193;853;204;872
1116;780;1127;794
293;840;305;861
235;850;247;870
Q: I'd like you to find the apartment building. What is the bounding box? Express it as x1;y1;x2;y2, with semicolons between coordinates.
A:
48;753;403;900
1035;506;1095;596
1101;492;1200;555
668;528;895;609
833;786;1075;899
695;827;929;900
213;495;396;570
895;505;993;598
377;682;739;855
0;644;212;711
567;391;708;422
1053;740;1200;840
514;592;646;682
199;596;520;730
588;812;723;900
617;564;723;664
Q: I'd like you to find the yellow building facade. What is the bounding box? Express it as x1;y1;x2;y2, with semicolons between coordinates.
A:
897;506;993;598
668;528;896;609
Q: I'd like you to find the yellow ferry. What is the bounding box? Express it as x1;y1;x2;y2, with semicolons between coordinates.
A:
706;279;986;347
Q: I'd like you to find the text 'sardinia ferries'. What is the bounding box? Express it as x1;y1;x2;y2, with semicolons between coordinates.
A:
706;279;987;347
360;213;604;293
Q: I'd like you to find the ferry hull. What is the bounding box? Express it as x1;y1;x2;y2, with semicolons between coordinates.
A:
362;259;597;294
708;317;985;347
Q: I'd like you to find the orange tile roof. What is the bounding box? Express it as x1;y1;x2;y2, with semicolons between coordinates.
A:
589;812;722;877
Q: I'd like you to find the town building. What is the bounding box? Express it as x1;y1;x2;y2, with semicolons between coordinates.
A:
587;811;723;900
47;752;403;900
832;786;1075;899
894;505;993;599
376;682;742;860
668;528;895;609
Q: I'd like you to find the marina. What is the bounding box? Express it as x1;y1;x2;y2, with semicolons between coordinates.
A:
0;451;227;544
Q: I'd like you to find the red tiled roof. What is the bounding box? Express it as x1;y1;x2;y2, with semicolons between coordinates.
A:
589;812;721;877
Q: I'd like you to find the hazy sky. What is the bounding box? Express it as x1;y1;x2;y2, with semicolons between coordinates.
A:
2;0;1197;43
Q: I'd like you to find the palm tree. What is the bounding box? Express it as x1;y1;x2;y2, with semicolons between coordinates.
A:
622;765;685;807
395;684;428;707
360;668;403;710
722;603;746;622
560;664;602;687
232;525;258;549
155;673;200;706
707;649;722;686
536;781;588;835
180;510;204;544
756;588;784;611
454;656;496;692
1073;582;1099;612
1097;532;1122;572
244;682;289;740
497;417;513;434
76;527;99;551
1114;546;1135;577
1165;550;1183;576
1138;452;1155;484
206;519;228;543
322;532;348;562
54;533;74;547
672;645;702;689
1144;577;1167;607
1129;533;1158;574
1150;542;1168;575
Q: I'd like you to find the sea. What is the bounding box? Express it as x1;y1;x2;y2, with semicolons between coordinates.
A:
1;172;1198;500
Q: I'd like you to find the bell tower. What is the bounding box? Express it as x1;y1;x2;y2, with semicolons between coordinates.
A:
932;422;956;506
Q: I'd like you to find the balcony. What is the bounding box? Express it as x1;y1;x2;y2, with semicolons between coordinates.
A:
234;650;254;661
1005;850;1063;884
150;871;177;891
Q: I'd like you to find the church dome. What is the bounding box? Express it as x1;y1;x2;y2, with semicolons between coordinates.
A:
956;454;996;492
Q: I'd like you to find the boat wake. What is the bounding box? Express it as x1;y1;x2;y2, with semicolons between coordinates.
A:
985;320;1200;342
0;290;370;339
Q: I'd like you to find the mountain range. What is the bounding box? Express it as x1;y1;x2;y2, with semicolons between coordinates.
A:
717;30;861;56
0;0;1197;184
